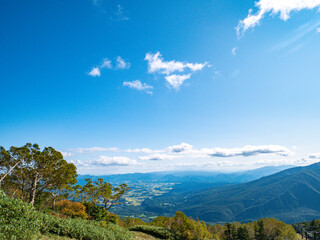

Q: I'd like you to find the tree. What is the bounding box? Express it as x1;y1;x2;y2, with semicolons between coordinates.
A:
224;223;237;240
0;143;77;206
83;202;108;221
170;211;213;240
56;200;88;219
237;226;251;240
255;220;267;240
82;178;99;204
45;160;77;209
95;178;129;210
0;147;20;187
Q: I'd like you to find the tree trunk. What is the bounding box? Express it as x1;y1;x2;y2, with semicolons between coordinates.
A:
0;161;19;187
52;192;57;210
30;174;38;206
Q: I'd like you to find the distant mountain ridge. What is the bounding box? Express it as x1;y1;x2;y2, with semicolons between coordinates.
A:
77;165;294;221
77;165;293;186
151;162;320;224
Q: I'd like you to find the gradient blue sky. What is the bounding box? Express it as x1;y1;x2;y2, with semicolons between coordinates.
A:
1;0;320;174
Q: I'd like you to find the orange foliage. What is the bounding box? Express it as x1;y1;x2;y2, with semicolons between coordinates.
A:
56;200;88;219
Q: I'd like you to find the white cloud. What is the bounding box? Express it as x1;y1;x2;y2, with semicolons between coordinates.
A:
125;143;293;161
144;52;209;90
139;153;180;161
317;27;320;33
309;153;320;159
101;59;112;69
126;148;155;153
74;147;118;153
145;52;208;75
237;0;320;36
167;143;193;153
92;156;137;166
203;145;293;157
123;80;153;94
232;47;238;56
88;57;128;77
88;67;101;77
60;151;75;158
68;159;89;167
165;74;191;90
116;56;130;69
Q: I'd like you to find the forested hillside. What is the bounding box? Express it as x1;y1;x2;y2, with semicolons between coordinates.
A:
143;163;320;224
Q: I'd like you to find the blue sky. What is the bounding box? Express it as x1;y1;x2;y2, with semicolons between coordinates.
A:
1;0;320;174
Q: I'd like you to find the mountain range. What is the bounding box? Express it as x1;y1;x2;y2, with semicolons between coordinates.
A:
142;162;320;224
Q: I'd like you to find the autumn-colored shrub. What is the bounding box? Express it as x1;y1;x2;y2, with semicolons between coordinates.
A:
170;211;213;240
121;217;146;228
56;200;88;219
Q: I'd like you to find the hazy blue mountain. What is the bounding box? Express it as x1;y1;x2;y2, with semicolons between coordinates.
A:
77;165;293;186
76;165;293;221
145;162;320;224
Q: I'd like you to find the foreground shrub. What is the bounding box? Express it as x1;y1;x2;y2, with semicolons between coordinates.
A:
121;217;146;228
39;212;133;240
130;225;173;239
56;200;88;219
84;202;108;221
151;216;174;229
170;211;213;240
0;191;133;240
0;190;41;239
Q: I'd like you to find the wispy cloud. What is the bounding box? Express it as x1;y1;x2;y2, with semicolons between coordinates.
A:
92;156;137;166
129;143;294;161
237;0;320;37
232;47;238;56
66;143;295;172
60;151;75;158
139;153;181;161
69;156;137;167
101;59;112;69
309;153;320;159
271;20;320;51
166;142;193;153
145;52;209;90
164;74;191;90
116;56;130;69
123;80;153;94
145;52;208;75
125;148;155;154
203;145;293;157
111;4;129;22
73;147;118;153
88;57;128;77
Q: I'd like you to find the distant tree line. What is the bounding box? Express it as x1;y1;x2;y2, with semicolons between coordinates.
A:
125;212;298;240
293;220;320;240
